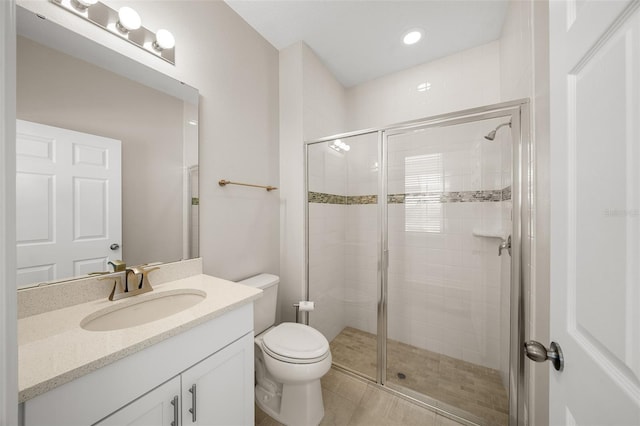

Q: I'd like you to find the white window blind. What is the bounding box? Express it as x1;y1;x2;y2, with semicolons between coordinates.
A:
404;153;443;233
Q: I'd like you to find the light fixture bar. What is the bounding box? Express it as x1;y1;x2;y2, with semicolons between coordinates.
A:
51;0;175;65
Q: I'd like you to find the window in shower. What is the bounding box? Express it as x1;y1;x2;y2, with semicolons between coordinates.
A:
404;153;443;233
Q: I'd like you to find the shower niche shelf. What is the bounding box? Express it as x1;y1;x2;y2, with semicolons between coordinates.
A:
472;229;508;239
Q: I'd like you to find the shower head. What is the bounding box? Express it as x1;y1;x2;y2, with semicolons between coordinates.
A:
484;129;498;141
484;121;512;141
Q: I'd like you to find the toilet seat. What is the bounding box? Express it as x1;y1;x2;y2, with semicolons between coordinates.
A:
262;323;329;364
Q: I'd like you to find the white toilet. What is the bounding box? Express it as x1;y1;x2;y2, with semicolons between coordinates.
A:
238;274;332;426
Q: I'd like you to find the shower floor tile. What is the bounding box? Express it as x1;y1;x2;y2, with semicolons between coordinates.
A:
329;327;509;426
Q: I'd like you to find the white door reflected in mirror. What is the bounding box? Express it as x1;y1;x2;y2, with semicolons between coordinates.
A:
16;120;122;288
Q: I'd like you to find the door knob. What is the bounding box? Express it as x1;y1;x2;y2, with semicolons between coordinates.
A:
110;243;120;250
524;340;564;371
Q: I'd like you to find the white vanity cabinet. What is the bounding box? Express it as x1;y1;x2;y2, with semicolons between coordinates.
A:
21;303;255;426
180;334;253;426
95;333;254;426
94;376;181;426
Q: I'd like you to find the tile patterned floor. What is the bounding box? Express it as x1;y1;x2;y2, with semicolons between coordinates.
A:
329;327;509;425
255;367;468;426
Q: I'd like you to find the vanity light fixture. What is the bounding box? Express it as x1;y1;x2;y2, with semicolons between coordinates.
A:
403;29;423;45
51;0;176;65
116;6;141;33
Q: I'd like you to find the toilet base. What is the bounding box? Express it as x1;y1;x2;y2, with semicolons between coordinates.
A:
255;380;325;426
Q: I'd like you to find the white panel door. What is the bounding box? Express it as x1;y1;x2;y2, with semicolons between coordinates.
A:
549;1;640;424
16;120;121;287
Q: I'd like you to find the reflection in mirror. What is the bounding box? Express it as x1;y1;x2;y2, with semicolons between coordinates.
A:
16;9;199;289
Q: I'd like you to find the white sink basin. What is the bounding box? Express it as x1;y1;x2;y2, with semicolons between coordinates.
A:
81;289;206;332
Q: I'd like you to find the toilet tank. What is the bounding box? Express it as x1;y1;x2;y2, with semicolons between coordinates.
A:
237;274;279;335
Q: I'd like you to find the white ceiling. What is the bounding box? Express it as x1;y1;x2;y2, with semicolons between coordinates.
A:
225;0;509;88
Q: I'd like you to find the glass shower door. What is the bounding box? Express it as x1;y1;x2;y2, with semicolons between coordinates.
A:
384;117;513;425
307;131;380;381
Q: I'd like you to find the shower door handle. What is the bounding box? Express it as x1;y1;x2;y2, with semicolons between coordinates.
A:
524;340;564;371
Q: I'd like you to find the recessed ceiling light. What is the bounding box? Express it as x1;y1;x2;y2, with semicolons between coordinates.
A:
403;30;423;45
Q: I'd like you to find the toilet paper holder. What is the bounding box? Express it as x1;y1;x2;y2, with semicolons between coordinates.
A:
292;301;315;323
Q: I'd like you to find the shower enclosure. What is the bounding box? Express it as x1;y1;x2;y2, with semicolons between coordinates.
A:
305;101;529;426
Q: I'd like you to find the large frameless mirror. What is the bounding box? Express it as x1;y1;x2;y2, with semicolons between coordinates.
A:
15;6;199;289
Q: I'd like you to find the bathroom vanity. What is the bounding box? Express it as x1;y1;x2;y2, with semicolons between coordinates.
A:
18;259;262;426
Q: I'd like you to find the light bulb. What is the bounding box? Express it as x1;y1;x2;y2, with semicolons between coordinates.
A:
403;30;422;45
153;29;175;51
116;7;141;33
71;0;98;11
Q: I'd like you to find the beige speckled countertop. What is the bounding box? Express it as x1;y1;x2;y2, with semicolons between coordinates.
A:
18;274;262;403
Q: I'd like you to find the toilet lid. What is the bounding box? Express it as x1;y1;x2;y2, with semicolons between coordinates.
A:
262;323;329;361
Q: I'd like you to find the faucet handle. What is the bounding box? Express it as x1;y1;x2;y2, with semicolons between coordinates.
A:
138;266;159;291
140;266;160;274
498;235;512;256
125;267;144;291
98;275;127;301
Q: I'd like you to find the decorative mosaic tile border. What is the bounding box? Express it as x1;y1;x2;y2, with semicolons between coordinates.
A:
309;185;512;205
308;192;348;204
502;185;511;201
348;195;378;204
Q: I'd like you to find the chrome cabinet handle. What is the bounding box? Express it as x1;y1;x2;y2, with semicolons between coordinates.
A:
170;395;179;426
524;340;564;371
188;384;197;422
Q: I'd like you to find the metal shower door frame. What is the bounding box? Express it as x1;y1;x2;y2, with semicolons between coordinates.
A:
304;99;530;426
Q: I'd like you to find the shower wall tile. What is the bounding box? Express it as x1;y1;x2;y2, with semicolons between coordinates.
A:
344;204;379;335
308;144;348;196
308;201;347;342
346;134;379;196
383;191;506;370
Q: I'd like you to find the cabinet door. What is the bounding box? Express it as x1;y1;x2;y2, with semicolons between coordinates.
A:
181;333;254;426
94;376;181;426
